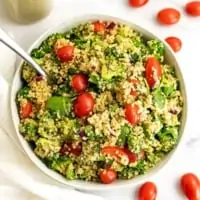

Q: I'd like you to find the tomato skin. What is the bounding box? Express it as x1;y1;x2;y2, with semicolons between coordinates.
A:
57;45;74;62
124;148;137;163
185;1;200;17
101;146;129;164
93;22;105;32
20;101;33;118
129;0;148;7
125;104;140;125
181;173;200;200
71;74;88;92
145;57;162;88
165;36;182;53
139;182;157;200
100;168;117;184
157;8;181;25
74;92;95;117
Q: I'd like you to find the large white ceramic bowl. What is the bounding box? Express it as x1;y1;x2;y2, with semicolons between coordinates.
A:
10;14;187;191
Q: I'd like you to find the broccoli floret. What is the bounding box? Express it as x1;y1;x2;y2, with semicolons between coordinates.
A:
19;119;38;142
147;39;165;62
34;138;60;159
117;125;131;147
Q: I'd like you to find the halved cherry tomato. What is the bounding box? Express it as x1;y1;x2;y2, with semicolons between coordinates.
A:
93;22;105;32
60;141;82;156
125;104;140;125
185;1;200;17
124;148;137;163
20;101;33;118
100;168;117;184
57;45;74;62
157;8;181;25
101;146;129;164
71;74;88;92
180;173;200;200
139;182;157;200
145;57;162;88
165;36;182;53
129;0;148;8
74;92;95;117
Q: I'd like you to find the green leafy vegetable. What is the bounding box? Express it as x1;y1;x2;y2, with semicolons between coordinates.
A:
117;125;131;146
153;88;165;109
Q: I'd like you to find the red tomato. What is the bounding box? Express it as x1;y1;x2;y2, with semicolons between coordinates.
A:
129;0;149;7
20;101;33;118
93;22;105;32
145;57;162;88
125;104;140;125
185;1;200;17
139;182;157;200
124;148;137;163
100;168;117;184
71;74;88;92
74;92;95;117
57;45;74;62
101;146;129;164
157;8;181;25
165;36;182;53
181;173;200;200
60;141;82;156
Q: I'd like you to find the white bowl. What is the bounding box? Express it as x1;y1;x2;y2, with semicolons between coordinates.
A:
10;14;187;191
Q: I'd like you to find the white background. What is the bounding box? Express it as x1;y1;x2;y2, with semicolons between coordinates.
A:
0;0;200;199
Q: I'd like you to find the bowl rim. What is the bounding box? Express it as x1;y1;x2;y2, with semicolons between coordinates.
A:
10;13;188;191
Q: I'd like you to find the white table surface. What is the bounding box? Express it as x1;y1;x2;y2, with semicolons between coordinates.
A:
0;0;200;199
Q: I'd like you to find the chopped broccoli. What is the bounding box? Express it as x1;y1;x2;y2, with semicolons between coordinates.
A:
17;87;30;99
130;53;139;64
147;39;165;62
83;125;103;141
34;138;60;159
101;65;124;81
19;119;38;142
66;163;76;180
31;48;45;59
156;127;178;141
117;125;131;147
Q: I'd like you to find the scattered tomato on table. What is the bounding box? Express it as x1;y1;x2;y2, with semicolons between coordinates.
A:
185;1;200;17
129;0;149;8
157;8;181;25
138;181;157;200
165;36;182;53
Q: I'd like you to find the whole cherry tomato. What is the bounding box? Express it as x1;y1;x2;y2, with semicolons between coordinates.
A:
57;45;74;62
125;104;140;125
129;0;149;8
157;8;181;25
185;1;200;17
181;173;200;200
74;92;95;117
165;36;182;53
145;57;162;88
100;168;117;184
20;101;33;118
93;21;105;32
139;181;157;200
71;74;88;92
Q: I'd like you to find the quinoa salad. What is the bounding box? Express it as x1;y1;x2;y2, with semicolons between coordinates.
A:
16;21;183;183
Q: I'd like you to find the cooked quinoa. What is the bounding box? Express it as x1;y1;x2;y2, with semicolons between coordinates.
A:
17;21;183;183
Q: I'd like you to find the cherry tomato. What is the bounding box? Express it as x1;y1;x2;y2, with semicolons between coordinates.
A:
35;75;44;81
125;104;140;125
181;173;200;200
139;182;157;200
60;141;82;156
20;101;33;118
101;146;128;162
100;168;117;184
185;1;200;17
74;92;95;117
57;45;74;62
157;8;181;25
129;0;149;7
145;57;162;88
124;148;137;163
93;22;105;32
71;74;88;92
165;36;182;53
